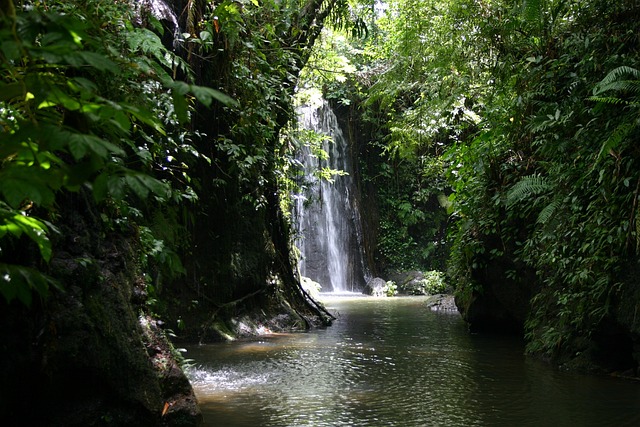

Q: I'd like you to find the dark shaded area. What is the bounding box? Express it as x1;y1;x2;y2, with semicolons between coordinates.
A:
0;193;200;426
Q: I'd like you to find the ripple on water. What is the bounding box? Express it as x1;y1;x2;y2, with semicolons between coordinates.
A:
187;365;270;394
186;297;640;427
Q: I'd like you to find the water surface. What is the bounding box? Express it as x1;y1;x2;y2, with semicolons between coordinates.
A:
187;296;640;426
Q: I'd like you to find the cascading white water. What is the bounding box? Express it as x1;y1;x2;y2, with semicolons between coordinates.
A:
134;0;180;46
294;100;369;292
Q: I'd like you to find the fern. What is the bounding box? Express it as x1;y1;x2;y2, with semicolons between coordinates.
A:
536;198;560;224
597;66;640;87
590;66;640;166
593;122;634;164
593;66;640;96
507;175;551;207
587;96;631;105
522;0;543;27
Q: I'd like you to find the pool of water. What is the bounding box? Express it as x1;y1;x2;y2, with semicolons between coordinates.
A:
186;296;640;426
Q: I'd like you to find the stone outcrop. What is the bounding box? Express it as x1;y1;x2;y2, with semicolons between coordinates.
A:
425;294;458;312
455;255;538;334
0;204;201;426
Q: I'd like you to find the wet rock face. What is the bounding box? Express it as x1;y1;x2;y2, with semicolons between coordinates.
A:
425;294;458;312
456;256;538;334
0;206;201;427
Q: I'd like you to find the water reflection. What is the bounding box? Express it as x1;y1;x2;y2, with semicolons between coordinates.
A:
186;296;640;426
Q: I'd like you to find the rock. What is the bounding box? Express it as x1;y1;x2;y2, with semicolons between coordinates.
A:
301;276;322;300
425;294;458;312
0;203;202;427
455;256;538;334
387;270;424;289
364;277;387;297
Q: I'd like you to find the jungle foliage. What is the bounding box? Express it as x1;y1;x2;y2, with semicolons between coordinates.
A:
5;0;640;367
0;0;221;305
0;0;356;336
305;0;640;361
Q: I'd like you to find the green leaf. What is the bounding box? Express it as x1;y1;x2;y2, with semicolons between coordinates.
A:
38;86;82;110
77;51;119;73
0;263;61;306
107;175;126;200
0;178;42;208
67;133;125;160
124;173;170;200
0;212;52;262
121;104;166;135
125;174;149;199
111;109;132;133
14;215;52;262
172;87;190;124
92;172;109;202
0;82;25;102
1;41;21;61
189;84;238;108
507;175;552;207
0;166;58;209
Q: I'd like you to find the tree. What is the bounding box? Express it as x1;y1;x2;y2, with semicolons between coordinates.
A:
0;0;354;422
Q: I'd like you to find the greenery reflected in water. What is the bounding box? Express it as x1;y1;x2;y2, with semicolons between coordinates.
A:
187;297;640;426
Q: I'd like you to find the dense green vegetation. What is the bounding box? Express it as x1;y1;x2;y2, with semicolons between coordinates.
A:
306;0;640;366
3;1;640;421
0;0;357;423
0;0;355;331
0;0;230;305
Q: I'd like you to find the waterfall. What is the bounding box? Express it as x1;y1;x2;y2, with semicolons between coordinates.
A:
294;100;369;293
134;0;180;47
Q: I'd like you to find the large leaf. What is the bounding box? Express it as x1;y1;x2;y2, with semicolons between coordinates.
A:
124;172;170;200
0;166;59;208
67;132;125;160
507;175;552;207
77;51;119;73
0;211;52;262
189;84;238;108
0;263;60;306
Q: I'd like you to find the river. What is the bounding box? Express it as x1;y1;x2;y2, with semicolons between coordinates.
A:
186;296;640;426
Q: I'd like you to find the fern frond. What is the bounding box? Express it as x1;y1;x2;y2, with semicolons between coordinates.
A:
537;199;560;224
599;66;640;87
595;80;640;95
507;175;551;207
593;66;640;97
594;122;634;163
593;82;640;99
587;96;630;105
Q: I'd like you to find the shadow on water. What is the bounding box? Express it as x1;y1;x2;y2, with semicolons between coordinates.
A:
186;296;640;427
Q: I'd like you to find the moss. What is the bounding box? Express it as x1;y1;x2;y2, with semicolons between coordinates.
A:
0;197;201;426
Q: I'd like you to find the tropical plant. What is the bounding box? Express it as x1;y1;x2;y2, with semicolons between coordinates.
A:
0;0;233;305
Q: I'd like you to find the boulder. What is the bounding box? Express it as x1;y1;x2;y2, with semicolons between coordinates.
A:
364;277;387;297
387;270;424;290
425;294;458;312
